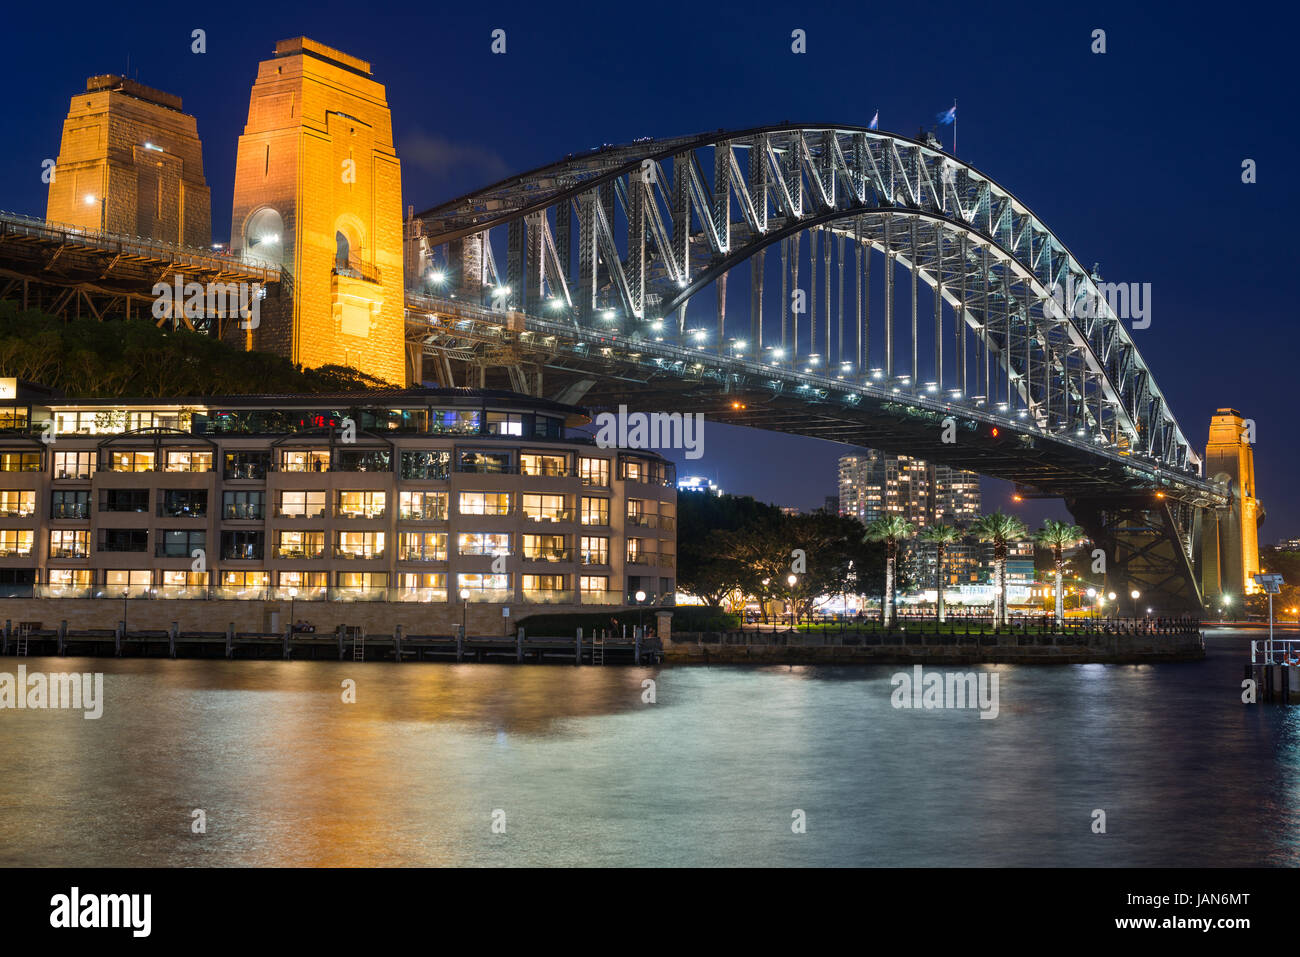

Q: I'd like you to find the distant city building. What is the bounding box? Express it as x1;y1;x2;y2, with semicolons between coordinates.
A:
823;495;839;515
779;506;801;516
837;450;980;529
1278;539;1300;552
677;476;722;495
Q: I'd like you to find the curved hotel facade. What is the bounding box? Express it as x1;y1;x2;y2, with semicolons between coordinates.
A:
0;382;676;631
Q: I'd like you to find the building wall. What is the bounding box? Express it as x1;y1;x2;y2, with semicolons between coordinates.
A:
229;37;406;385
46;75;211;247
0;393;677;623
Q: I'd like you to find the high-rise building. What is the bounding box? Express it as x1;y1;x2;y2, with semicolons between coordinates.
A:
46;75;211;247
229;37;406;385
838;450;980;529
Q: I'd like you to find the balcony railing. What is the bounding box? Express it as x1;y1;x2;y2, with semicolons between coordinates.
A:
0;545;34;557
333;257;381;284
224;505;264;520
50;504;90;519
393;587;449;603
580;590;624;606
276;507;327;519
334;547;385;560
0;506;35;518
336;506;387;519
397;548;448;562
520;464;571;478
48;546;89;559
398;507;448;521
459;505;511;517
224;465;268;480
458;545;511;557
523;548;571;563
274;546;325;560
522;509;574;523
521;588;575;604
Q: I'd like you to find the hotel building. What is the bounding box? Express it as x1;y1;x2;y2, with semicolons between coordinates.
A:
0;381;676;632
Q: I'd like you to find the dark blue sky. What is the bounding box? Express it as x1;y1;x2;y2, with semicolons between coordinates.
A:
3;0;1295;534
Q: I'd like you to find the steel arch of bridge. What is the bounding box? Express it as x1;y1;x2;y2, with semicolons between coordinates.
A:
412;124;1199;480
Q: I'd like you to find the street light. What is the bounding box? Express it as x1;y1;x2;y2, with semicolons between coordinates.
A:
84;193;105;231
460;587;471;637
288;586;298;633
635;589;647;636
787;573;798;630
1087;587;1097;620
1130;588;1141;618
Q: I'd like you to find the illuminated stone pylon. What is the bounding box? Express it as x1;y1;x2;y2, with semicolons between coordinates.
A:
46;75;211;246
229;37;406;385
1201;409;1263;603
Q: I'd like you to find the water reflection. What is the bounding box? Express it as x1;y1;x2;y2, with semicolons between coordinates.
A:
0;634;1295;866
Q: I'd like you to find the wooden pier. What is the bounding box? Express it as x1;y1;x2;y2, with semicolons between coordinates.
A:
0;620;662;666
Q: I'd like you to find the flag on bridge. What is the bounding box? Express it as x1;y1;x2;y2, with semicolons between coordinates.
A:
936;102;956;125
869;110;879;130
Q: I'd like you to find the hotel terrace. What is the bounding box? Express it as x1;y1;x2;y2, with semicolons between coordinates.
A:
0;380;676;630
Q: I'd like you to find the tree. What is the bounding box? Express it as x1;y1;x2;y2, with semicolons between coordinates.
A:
1035;519;1085;625
918;524;961;623
863;516;916;626
676;493;784;608
972;511;1029;626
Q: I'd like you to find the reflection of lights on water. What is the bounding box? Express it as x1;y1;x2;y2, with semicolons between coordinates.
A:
496;729;508;746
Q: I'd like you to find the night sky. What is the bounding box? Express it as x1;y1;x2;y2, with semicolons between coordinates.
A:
2;1;1295;534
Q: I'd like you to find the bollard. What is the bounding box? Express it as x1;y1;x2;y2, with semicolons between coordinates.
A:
115;621;123;657
576;627;583;666
169;621;177;658
226;623;234;659
394;624;402;663
635;626;642;666
456;624;464;662
59;620;67;657
337;625;345;660
283;627;291;660
516;627;524;664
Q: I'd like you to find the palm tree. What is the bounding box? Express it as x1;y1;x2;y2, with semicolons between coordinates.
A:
1035;519;1085;625
972;511;1029;626
918;524;962;623
864;516;916;626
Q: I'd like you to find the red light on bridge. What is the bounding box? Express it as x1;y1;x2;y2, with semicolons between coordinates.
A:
991;427;999;438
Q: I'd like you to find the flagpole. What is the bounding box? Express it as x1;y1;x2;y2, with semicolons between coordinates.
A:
953;99;957;155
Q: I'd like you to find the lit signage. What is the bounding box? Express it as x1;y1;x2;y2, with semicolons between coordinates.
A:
0;378;16;400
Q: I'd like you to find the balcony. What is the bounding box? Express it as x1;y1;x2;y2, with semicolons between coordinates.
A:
276;507;327;519
336;505;387;520
393;587;449;603
332;257;381;284
224;465;267;480
521;464;571;478
627;514;676;531
334;546;385;560
0;545;34;558
522;588;575;604
49;546;89;559
458;545;511;557
331;586;389;602
274;545;325;560
224;504;264;520
522;548;571;563
458;588;512;603
627;552;674;568
522;509;574;524
397;548;447;562
272;586;328;602
580;590;624;606
0;506;35;519
398;507;448;521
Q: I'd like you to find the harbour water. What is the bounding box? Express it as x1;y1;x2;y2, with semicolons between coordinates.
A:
0;630;1295;867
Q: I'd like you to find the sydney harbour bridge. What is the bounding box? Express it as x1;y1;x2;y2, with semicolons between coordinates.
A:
402;125;1228;613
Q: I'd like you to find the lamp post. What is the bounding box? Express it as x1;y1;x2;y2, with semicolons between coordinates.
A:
460;587;471;637
1086;587;1097;620
84;193;105;231
787;573;798;631
288;586;297;633
1130;588;1141;619
635;589;646;637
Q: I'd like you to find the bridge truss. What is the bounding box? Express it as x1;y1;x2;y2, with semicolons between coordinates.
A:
406;126;1227;611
